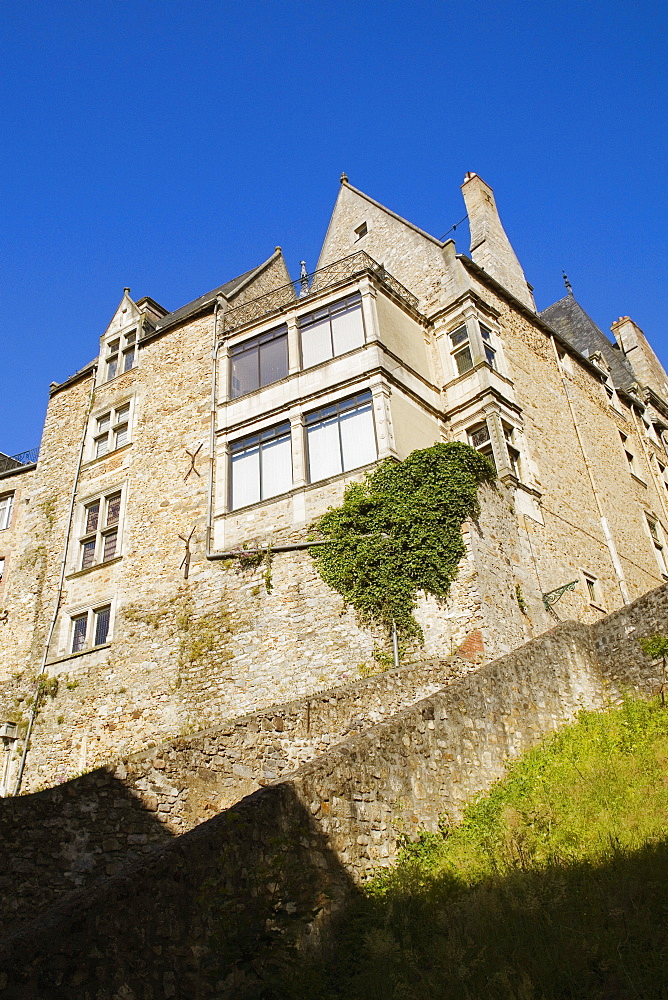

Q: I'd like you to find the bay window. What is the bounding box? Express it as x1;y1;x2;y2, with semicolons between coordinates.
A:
229;325;288;399
299;293;365;369
230;422;292;510
306;391;376;482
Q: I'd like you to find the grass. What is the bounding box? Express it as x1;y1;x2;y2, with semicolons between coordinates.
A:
278;697;668;1000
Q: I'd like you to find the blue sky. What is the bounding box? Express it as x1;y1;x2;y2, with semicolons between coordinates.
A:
1;0;666;454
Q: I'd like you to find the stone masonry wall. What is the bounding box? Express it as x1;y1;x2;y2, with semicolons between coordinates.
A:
1;584;666;997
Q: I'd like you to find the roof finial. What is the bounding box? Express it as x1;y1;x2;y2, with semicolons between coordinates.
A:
562;271;573;296
299;260;309;297
340;171;348;184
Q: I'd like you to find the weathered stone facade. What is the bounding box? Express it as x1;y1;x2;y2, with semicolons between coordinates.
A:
1;172;668;797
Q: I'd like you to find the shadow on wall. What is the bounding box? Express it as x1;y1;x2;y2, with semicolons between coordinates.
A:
0;766;175;940
0;782;357;999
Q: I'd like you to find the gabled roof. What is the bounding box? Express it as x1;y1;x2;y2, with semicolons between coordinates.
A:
540;293;636;390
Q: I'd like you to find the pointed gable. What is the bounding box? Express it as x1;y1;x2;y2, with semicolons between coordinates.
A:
541;293;635;391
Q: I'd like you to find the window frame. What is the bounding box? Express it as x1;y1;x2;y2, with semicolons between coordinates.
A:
69;603;113;655
449;323;474;377
305;390;377;484
298;292;366;370
105;329;137;383
228;421;293;511
229;324;289;400
646;514;668;577
91;400;132;459
77;489;123;571
0;493;14;531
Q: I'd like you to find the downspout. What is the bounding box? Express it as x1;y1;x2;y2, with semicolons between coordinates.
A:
549;336;630;604
13;368;98;795
205;295;227;558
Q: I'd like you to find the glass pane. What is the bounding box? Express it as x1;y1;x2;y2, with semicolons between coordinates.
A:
115;404;130;421
301;318;332;369
123;347;135;372
0;494;14;530
455;346;473;375
85;503;100;534
103;530;117;561
106;359;118;381
114;424;128;448
259;334;288;387
480;324;492;341
0;557;4;581
106;495;121;525
450;325;468;347
231;444;261;509
261;433;292;499
124;330;136;345
81;540;96;569
340;402;376;471
484;345;497;369
307;416;342;482
107;339;120;356
331;305;364;356
72;616;87;653
230;348;259;398
97;413;110;432
95;436;109;458
94;606;111;645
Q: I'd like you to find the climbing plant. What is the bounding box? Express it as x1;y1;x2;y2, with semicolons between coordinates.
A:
311;442;495;644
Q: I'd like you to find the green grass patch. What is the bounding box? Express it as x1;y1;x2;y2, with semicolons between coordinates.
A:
279;697;668;1000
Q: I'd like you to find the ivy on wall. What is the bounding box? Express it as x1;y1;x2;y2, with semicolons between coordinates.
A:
311;442;495;643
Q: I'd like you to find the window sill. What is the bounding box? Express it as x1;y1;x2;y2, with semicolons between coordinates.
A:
66;555;123;580
82;442;132;469
588;602;607;614
97;367;137;389
47;642;111;668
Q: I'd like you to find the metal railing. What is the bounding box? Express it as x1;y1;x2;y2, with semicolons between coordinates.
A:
0;447;39;474
222;251;420;335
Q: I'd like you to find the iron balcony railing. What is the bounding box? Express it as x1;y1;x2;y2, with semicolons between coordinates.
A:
0;447;39;474
221;251;420;335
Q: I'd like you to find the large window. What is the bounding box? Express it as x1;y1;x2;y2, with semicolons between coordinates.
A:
0;493;14;531
79;491;122;570
71;605;111;654
449;324;474;376
105;330;136;382
306;391;376;483
229;325;288;399
93;403;131;458
230;422;292;510
300;293;365;369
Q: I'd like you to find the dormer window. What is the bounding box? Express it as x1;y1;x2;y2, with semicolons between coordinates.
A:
105;330;137;382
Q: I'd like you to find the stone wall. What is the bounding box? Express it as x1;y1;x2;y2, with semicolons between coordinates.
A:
1;584;666;997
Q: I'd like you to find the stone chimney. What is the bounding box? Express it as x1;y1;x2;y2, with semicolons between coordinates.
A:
611;316;668;399
461;173;535;311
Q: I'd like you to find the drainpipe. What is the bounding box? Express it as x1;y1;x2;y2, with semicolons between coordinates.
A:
549;336;629;604
205;296;227;558
13;368;98;795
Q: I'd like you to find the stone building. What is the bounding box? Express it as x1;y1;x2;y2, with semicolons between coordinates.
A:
2;172;668;794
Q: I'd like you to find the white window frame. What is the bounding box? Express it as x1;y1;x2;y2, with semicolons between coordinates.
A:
229;324;289;399
91;400;133;459
77;489;124;571
229;421;293;511
104;329;137;383
305;390;377;484
0;493;13;531
299;292;366;370
646;514;668;577
69;603;113;654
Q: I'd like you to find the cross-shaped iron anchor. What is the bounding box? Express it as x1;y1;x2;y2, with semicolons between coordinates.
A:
184;443;203;481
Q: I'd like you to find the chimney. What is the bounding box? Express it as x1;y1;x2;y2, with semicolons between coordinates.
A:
461;173;535;311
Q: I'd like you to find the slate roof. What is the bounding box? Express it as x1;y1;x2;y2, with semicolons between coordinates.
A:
151;266;260;335
540;293;636;390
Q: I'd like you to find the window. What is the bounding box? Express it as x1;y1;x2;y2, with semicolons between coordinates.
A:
480;324;497;370
93;403;131;458
449;324;473;376
299;293;365;369
229;325;288;399
620;433;637;477
657;461;668;494
70;605;112;654
467;422;495;470
354;222;368;240
583;573;599;604
229;422;292;510
0;557;4;582
105;330;136;381
503;425;521;479
306;391;376;482
0;494;13;531
646;515;668;576
79;491;122;570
